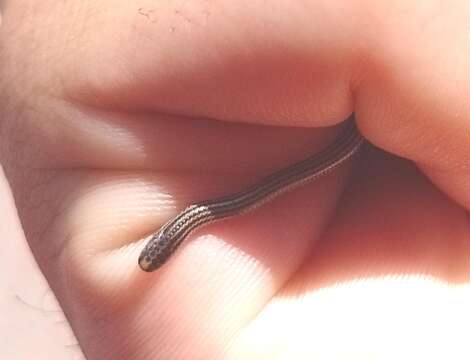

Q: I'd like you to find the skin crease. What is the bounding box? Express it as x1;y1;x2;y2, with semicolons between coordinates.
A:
1;0;470;359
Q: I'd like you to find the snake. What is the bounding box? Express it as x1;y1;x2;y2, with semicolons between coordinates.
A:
138;116;364;272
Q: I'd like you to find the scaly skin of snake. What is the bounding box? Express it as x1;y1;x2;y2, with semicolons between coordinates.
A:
138;117;365;272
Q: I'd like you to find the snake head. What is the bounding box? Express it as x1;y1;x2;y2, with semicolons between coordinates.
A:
138;232;173;272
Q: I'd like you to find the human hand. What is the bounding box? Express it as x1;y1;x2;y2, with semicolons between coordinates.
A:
1;1;470;359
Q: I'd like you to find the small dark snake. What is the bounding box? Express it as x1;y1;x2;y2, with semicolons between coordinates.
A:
139;116;364;272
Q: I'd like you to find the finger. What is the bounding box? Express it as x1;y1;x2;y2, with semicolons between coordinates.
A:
7;149;353;359
227;147;470;359
46;0;470;210
352;2;470;209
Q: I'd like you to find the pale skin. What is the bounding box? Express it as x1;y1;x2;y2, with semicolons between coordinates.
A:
1;1;470;359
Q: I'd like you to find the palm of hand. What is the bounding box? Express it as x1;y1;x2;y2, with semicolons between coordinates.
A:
1;1;470;359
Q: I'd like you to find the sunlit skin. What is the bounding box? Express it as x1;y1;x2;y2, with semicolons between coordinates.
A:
1;1;470;359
